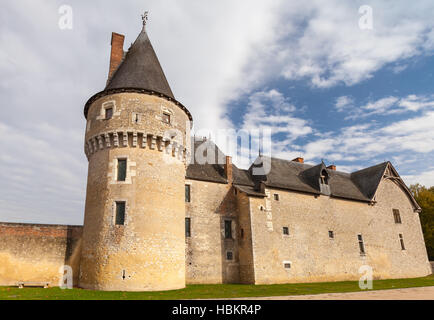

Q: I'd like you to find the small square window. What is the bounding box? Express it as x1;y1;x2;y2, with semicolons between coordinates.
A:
162;113;171;124
284;262;291;269
105;107;113;120
283;227;289;235
226;251;233;261
115;201;126;226
274;194;279;201
329;231;334;239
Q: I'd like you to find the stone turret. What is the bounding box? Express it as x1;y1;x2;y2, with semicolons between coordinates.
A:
79;18;192;291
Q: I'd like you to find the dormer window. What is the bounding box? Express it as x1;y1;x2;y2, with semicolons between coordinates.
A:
320;170;329;185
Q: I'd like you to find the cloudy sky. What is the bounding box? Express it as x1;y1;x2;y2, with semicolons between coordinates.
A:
1;0;434;225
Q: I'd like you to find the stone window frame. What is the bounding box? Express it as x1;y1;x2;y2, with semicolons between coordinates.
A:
97;100;120;121
132;112;143;124
399;233;406;251
185;183;192;203
160;105;174;125
224;219;233;240
185;217;191;238
358;234;366;255
393;209;402;224
110;155;135;185
112;199;128;227
283;261;292;270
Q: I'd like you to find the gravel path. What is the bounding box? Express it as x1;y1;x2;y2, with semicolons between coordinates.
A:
232;286;434;300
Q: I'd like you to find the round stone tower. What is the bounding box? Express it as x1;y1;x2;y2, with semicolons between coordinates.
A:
79;20;192;291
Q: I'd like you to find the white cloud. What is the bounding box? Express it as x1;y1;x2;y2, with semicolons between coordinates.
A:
403;169;434;188
1;0;434;223
335;96;354;112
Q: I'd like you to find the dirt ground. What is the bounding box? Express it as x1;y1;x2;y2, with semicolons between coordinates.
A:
234;286;434;300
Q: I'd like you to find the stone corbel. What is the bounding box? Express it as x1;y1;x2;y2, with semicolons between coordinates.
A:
113;132;119;147
132;132;138;147
105;133;111;148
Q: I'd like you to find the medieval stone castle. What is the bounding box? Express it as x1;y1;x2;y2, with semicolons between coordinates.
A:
0;20;431;291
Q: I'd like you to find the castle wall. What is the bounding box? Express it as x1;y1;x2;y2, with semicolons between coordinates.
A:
0;223;82;287
236;191;256;284
80;92;190;291
247;179;431;284
185;179;240;284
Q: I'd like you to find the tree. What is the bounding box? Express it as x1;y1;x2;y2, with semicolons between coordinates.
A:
410;184;434;261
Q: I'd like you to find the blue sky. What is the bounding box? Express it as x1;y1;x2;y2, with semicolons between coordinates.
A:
0;0;433;225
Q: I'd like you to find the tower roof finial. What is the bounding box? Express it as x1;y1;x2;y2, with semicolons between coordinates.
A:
141;11;149;29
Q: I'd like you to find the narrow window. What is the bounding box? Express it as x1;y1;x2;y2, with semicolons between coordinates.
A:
399;234;406;250
224;220;232;239
358;234;365;254
162;113;171;124
185;185;191;203
329;231;334;239
283;227;289;235
115;201;126;225
274;194;280;201
393;209;402;224
240;228;244;239
117;159;127;182
226;251;233;261
105;107;113;120
284;262;291;269
185;218;191;238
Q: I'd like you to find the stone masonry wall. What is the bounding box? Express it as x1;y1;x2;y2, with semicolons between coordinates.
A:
80;92;190;291
247;178;431;284
185;179;240;284
0;223;82;287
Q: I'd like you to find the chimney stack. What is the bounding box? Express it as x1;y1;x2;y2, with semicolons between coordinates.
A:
225;156;233;184
108;32;125;81
292;157;304;164
327;165;336;171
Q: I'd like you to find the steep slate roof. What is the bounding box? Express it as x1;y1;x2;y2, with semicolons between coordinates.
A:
186;139;253;185
185;140;415;204
105;27;175;99
351;162;388;199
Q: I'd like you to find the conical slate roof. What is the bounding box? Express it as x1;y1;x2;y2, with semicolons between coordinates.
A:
105;27;175;99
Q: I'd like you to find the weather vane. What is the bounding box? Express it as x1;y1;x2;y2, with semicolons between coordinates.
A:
142;11;149;28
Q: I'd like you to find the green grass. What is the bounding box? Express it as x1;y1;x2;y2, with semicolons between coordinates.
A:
0;275;433;300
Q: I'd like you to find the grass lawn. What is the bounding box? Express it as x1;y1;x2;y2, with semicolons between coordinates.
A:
0;274;433;300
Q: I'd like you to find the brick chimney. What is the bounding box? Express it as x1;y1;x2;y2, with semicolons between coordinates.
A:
292;157;304;164
225;156;233;184
327;165;336;171
108;32;125;81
